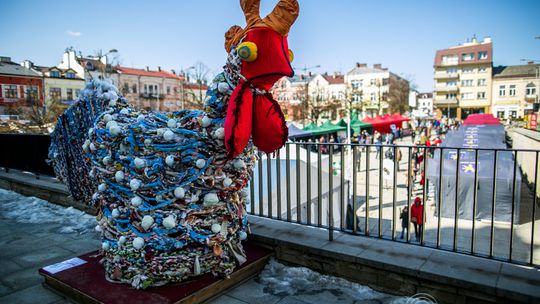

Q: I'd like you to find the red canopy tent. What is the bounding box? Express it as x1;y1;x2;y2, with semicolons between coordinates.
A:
462;114;501;125
363;113;409;133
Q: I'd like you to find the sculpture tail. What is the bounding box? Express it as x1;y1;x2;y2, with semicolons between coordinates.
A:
48;80;120;202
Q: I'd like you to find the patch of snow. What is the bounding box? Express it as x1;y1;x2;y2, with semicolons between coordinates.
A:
260;259;429;303
0;189;96;234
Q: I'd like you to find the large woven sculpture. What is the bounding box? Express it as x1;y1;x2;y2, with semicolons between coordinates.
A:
49;0;298;289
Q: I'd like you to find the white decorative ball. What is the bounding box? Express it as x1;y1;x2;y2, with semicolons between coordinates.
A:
156;128;165;136
119;236;127;244
88;128;94;136
106;120;118;130
218;82;230;93
115;171;124;182
196;159;206;169
103;113;113;122
137;114;145;121
132;237;145;250
233;159;246;170
95;225;102;232
131;196;143;206
111;208;120;218
201;116;212;127
102;242;110;251
214;127;225;139
238;231;247;240
141;215;154;230
89;143;96;152
163;130;175;141
165;155;175;167
203;192;219;206
98;183;107;192
223;178;233;188
82;142;89;152
89;169;96;178
167;118;177;128
211;223;222;234
173;187;185;199
120;108;129;115
109;125;121;137
108;99;117;107
144;138;152;146
163;215;177;229
130;179;141;191
134;158;146;169
102;156;111;165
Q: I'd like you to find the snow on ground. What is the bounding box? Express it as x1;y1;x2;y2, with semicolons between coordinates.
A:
260;259;432;304
0;188;96;234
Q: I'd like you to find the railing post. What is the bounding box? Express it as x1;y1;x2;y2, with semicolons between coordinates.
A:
306;143;312;225
329;144;334;241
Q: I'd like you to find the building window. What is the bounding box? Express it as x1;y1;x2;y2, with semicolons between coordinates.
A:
462;53;474;61
447;68;457;74
26;85;39;101
478;51;488;60
75;89;80;98
50;87;61;101
478;67;487;73
370;79;376;86
462;68;474;73
50;70;61;78
4;85;18;98
442;55;458;65
461;79;473;87
66;88;73;100
477;92;486;99
477;79;486;86
498;85;506;96
167;86;171;95
510;110;517;118
132;84;137;93
65;72;75;79
446;81;457;87
370;92;376;101
526;83;537;96
509;85;516;96
461;93;474;100
123;83;129;93
446;93;457;100
351;79;362;89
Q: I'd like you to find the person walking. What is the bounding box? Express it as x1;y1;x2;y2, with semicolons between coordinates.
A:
399;206;409;239
410;197;424;242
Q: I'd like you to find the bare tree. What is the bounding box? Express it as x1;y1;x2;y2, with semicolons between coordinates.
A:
345;83;363;119
388;74;411;114
24;89;66;133
185;61;210;109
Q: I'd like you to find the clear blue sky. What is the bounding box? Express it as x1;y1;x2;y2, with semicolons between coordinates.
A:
1;0;539;92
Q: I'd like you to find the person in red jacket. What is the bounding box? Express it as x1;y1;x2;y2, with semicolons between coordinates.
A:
410;196;424;242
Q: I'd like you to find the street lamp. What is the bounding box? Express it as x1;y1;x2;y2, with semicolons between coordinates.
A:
99;49;118;79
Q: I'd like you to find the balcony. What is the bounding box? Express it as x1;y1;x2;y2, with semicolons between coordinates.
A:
434;71;459;79
435;83;459;92
526;94;538;101
433;96;458;105
140;93;165;99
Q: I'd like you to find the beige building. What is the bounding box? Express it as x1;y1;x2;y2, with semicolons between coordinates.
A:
345;63;409;118
492;63;539;119
433;37;493;120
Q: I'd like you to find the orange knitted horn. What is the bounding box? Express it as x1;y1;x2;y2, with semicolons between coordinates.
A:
240;0;262;27
262;0;300;36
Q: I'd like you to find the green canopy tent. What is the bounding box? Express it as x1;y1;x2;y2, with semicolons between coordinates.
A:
303;121;346;136
336;118;373;135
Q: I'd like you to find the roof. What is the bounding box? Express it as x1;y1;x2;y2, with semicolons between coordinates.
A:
182;83;209;90
288;74;315;86
434;42;492;66
493;64;540;79
418;92;433;98
347;66;386;76
322;74;345;85
0;61;42;78
34;66;84;80
116;66;182;80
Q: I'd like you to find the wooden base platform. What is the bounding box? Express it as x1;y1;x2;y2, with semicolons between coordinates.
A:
38;242;273;304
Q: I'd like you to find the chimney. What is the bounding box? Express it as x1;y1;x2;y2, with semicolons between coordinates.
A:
382;68;388;71
145;66;150;72
373;63;382;69
308;71;312;77
21;60;33;69
157;66;161;72
483;36;492;44
356;62;367;68
529;61;535;65
171;69;176;75
0;56;11;63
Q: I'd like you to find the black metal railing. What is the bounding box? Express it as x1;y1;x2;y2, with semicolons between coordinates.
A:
0;133;54;176
248;142;540;268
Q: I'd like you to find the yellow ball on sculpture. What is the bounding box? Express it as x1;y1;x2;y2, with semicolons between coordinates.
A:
288;49;294;62
236;42;258;62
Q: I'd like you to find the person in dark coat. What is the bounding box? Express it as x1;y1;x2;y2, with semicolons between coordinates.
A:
399;206;409;239
410;196;424;241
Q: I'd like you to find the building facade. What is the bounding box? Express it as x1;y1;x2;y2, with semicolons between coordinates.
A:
433;37;493;119
345;63;409;118
57;48;120;86
492;63;539;119
0;56;44;116
272;74;314;123
31;63;85;108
